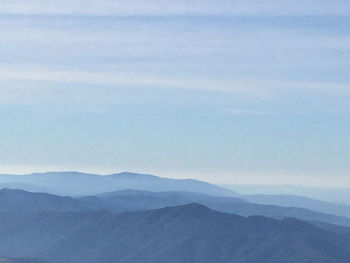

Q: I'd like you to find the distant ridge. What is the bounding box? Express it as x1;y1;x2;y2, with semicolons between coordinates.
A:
242;194;350;218
0;171;236;196
224;184;350;204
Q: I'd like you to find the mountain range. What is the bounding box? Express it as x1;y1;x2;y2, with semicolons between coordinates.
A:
1;171;350;262
3;171;350;219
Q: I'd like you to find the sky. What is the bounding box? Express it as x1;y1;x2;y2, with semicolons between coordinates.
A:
0;1;349;186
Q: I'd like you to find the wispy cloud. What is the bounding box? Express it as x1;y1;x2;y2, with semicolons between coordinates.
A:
1;65;349;106
0;66;262;94
0;0;349;16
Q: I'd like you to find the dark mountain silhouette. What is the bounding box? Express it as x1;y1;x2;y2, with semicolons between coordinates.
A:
0;172;235;196
0;204;350;263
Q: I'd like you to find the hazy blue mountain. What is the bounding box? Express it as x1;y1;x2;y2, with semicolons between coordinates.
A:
91;189;247;210
0;172;235;196
0;183;52;193
242;194;350;218
0;188;94;212
223;184;350;204
3;188;350;228
91;189;350;228
1;204;350;263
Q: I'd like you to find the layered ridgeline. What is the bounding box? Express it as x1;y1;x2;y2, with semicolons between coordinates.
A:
2;171;350;218
241;194;350;218
90;190;350;227
2;172;350;262
1;188;350;228
1;203;350;263
224;184;350;205
0;172;235;196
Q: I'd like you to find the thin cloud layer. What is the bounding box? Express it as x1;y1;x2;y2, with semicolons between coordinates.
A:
1;65;349;105
1;0;350;16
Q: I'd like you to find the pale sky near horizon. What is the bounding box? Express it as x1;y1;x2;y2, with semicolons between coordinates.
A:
0;1;349;186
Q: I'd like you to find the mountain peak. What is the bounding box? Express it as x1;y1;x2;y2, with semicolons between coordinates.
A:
157;202;214;216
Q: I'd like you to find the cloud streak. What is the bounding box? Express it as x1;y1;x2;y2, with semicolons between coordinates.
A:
1;0;350;16
1;66;349;105
0;66;263;95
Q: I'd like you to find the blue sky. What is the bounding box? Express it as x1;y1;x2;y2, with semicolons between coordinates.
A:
0;1;349;186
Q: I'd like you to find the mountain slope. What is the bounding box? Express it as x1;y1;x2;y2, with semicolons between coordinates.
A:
0;204;350;263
